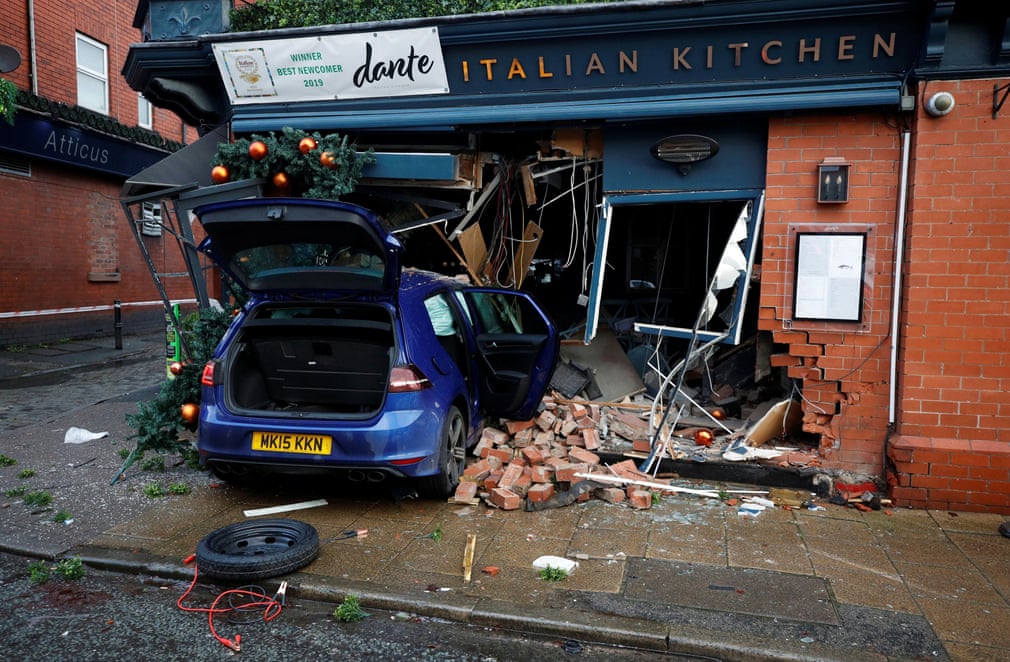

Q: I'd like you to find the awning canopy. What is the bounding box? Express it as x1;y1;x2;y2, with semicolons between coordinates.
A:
121;124;228;199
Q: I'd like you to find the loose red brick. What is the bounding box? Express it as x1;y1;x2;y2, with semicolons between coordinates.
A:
484;471;502;491
559;418;579;436
568;446;600;466
527;482;555;503
632;438;652;453
531;465;554;483
628;489;653;509
489;487;522;510
498;463;524;490
535;409;557;431
581;428;600;450
486;446;513;464
556;462;589;483
569;402;588;419
481;427;510;445
463;459;491;481
505;419;536;435
454;480;478;501
594;487;626;503
512;472;533;497
521;446;545;465
512;428;534;447
533;431;555;445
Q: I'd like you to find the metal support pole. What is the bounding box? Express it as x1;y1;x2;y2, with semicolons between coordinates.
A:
114;299;123;350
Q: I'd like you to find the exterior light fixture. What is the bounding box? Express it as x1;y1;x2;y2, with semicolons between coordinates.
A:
650;134;719;175
817;157;850;204
925;91;955;117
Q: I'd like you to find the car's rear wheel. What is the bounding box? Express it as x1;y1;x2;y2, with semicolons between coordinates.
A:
195;518;319;582
417;405;466;499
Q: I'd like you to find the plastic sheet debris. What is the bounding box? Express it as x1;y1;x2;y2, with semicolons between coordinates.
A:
63;427;109;444
533;555;578;574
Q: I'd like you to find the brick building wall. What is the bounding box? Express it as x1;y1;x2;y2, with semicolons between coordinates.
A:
759;111;903;478
888;78;1010;513
0;0;198;346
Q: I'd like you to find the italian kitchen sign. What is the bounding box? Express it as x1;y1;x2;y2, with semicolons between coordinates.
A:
212;27;449;104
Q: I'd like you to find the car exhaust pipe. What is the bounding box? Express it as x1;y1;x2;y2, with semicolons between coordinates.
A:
348;470;366;482
366;471;386;483
230;464;248;477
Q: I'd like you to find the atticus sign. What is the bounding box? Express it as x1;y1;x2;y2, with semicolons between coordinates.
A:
0;115;168;178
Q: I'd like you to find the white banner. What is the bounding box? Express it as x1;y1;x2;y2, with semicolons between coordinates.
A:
213;27;449;104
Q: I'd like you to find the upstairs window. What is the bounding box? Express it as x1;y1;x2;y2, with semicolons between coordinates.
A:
138;93;152;129
76;33;108;114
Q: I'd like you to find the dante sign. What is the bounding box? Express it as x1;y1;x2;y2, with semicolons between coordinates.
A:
213;27;449;104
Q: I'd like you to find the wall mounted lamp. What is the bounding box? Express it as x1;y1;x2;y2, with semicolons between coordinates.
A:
817;157;850;204
925;91;955;117
650;134;719;175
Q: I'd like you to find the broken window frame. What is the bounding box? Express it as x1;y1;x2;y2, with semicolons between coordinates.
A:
583;189;765;346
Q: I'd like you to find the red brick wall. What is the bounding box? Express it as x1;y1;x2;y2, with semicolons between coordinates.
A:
0;1;198;345
759;112;902;477
888;79;1010;513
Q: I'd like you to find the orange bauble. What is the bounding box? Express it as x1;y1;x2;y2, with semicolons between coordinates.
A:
180;402;200;424
169;361;184;376
248;140;268;161
272;172;289;188
211;165;230;183
319;151;337;169
694;429;714;447
298;137;318;153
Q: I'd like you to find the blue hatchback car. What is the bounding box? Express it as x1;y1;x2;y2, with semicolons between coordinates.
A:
194;197;559;497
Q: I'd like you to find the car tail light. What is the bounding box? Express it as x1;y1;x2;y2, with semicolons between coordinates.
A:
388;365;431;392
200;361;217;387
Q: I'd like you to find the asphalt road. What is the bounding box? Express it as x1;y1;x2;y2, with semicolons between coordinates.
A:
0;550;709;662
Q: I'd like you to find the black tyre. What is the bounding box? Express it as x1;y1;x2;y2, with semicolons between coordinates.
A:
195;518;319;582
417;405;466;499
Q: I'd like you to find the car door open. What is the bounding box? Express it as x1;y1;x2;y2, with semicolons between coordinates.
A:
464;290;559;421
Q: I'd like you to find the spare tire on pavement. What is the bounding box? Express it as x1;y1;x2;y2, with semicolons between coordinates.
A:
195;518;319;582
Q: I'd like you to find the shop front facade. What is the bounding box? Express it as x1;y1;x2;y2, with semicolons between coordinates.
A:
124;0;1010;512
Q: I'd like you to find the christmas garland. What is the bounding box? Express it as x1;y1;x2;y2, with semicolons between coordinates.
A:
210;126;375;199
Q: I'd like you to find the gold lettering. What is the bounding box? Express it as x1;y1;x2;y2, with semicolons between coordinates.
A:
619;50;637;73
479;58;497;80
538;56;553;78
585;52;605;75
565;54;572;76
727;42;749;66
798;38;821;63
706;45;713;69
837;35;855;60
672;47;692;70
761;40;782;65
508;58;527;79
873;32;896;58
461;60;469;82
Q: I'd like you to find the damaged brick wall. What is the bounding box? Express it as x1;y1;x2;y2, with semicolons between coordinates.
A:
758;113;901;478
887;79;1010;514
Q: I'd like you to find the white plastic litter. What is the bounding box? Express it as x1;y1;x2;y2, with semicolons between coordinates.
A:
532;555;578;574
63;427;109;444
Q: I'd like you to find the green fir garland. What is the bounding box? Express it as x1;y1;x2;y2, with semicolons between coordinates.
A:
212;127;375;199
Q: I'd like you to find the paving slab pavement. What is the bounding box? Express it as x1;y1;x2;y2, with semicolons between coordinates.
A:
1;334;1009;660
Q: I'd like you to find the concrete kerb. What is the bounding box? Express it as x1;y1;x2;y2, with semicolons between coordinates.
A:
62;544;872;662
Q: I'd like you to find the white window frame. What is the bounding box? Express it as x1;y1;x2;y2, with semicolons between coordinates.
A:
141;201;163;237
138;93;152;129
76;33;108;114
